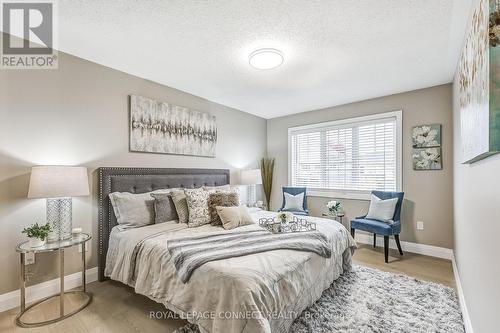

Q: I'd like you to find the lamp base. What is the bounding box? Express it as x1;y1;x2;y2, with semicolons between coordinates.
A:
46;198;72;241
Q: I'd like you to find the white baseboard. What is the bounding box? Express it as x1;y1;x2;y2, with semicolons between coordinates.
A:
451;254;474;333
0;267;98;313
354;233;453;260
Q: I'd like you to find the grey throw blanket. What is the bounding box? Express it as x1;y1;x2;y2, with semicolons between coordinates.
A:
168;229;332;283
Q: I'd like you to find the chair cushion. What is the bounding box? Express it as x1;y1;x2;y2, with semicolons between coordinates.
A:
351;218;401;235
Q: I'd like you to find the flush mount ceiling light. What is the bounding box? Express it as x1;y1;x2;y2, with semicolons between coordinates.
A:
248;48;284;70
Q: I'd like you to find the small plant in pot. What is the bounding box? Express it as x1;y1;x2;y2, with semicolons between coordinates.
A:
22;222;51;248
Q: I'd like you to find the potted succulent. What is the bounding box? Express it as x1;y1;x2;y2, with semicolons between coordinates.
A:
22;222;51;248
326;200;341;216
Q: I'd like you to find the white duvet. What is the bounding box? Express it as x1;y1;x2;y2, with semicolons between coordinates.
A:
105;210;356;333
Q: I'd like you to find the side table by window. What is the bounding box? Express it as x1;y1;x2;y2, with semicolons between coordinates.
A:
15;233;92;327
322;213;346;227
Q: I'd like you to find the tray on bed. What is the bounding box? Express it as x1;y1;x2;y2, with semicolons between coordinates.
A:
259;216;317;234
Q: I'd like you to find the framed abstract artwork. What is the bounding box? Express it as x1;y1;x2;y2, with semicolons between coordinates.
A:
458;0;500;163
129;95;217;157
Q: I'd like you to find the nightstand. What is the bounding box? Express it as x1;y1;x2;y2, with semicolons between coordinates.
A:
15;233;92;327
322;213;346;227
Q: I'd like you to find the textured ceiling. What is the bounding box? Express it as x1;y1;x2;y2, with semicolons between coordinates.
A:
52;1;473;118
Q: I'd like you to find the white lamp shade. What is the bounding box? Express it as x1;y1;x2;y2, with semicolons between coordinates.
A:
28;166;90;199
240;169;262;185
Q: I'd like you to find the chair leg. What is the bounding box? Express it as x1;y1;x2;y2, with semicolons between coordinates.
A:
384;236;389;263
395;234;403;255
373;234;377;248
350;228;355;238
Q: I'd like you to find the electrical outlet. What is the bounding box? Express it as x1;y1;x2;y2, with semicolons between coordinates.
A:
416;221;424;230
25;252;35;265
78;243;89;253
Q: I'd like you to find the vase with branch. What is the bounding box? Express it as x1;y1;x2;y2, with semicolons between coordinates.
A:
260;158;275;210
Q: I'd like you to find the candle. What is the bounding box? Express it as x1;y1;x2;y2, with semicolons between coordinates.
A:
72;227;82;235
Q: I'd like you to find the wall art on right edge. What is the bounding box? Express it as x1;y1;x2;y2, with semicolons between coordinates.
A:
458;0;500;163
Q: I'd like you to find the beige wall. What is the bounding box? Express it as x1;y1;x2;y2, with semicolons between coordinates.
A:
267;84;454;248
0;51;267;294
452;75;500;332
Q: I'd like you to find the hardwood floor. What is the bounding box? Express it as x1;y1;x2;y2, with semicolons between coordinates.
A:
0;246;455;333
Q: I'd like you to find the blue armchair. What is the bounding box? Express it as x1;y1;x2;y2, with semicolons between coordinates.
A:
278;187;309;216
350;191;404;263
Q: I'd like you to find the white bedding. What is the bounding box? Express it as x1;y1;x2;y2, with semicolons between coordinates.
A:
105;210;356;333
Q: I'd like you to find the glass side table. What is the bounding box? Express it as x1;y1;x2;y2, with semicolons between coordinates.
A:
15;233;92;327
322;212;346;226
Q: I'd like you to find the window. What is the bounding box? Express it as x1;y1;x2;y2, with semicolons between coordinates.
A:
288;111;402;199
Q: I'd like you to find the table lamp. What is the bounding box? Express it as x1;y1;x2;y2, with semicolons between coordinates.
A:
28;166;89;241
240;169;262;207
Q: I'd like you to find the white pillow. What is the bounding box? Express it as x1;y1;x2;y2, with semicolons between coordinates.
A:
365;194;398;223
283;192;305;211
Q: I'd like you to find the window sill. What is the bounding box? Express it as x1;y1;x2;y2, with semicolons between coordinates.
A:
307;190;371;201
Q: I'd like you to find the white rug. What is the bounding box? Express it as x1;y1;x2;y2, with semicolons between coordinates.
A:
175;265;464;333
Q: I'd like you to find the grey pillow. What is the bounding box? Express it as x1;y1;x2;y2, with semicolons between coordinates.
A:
208;192;240;226
171;190;189;224
185;188;210;227
365;194;398;223
150;193;179;223
109;192;155;230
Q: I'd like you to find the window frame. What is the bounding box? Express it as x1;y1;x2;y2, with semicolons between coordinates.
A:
287;110;403;200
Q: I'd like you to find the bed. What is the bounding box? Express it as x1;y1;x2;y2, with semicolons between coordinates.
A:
98;167;356;333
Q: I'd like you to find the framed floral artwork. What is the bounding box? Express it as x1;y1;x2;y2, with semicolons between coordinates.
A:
412;124;441;148
413;147;442;170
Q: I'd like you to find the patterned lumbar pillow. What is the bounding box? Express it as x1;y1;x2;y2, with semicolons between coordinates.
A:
170;190;189;224
150;193;179;223
185;188;211;227
216;205;253;230
208;192;240;226
283;192;305;211
365;194;398;223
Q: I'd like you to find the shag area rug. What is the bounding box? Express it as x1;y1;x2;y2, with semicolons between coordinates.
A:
174;265;464;333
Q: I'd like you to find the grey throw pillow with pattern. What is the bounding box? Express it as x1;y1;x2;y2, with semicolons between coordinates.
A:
185;188;211;227
208;192;240;226
170;190;189;224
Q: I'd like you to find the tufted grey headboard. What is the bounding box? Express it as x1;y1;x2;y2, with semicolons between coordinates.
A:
97;167;230;281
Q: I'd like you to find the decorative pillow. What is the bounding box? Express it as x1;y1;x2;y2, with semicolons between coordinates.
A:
283;192;305;211
216;205;253;230
171;190;189;224
365;194;398;223
208;192;240;226
203;184;231;192
109;192;155;230
185;188;210;227
150;193;179;223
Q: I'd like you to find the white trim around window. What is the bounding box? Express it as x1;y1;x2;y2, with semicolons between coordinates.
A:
287;110;403;200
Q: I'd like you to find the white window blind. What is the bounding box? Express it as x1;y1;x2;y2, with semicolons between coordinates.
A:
289;112;401;197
